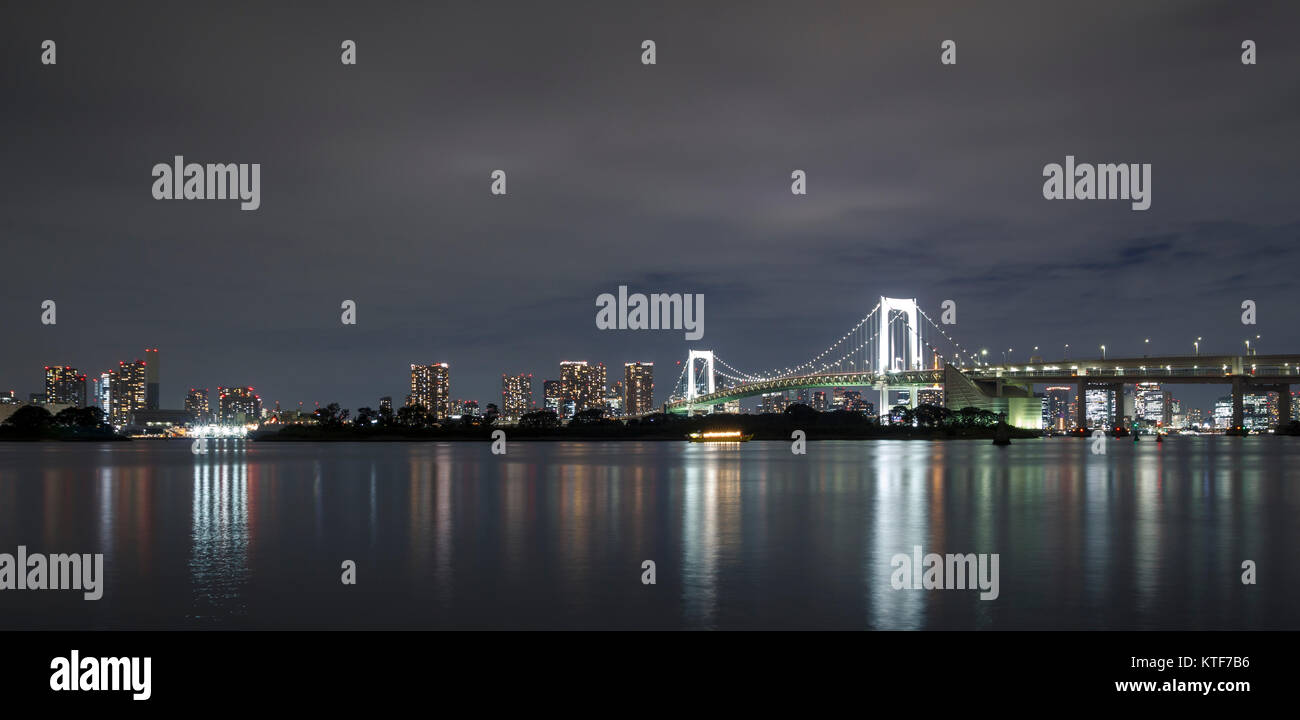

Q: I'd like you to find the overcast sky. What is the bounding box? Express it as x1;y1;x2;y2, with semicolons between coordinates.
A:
3;1;1298;412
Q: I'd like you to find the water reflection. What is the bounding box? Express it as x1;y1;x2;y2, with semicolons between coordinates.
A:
0;438;1296;629
189;439;250;621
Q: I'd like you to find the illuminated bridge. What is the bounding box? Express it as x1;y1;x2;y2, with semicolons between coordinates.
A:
663;297;1299;433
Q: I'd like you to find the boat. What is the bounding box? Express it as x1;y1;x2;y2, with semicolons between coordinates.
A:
687;430;753;443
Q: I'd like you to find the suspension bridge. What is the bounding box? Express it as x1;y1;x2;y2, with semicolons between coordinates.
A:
663;296;1300;433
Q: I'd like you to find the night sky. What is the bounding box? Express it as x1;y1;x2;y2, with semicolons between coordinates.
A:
4;1;1298;413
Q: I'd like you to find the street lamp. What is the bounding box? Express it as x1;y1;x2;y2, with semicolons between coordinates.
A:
1065;343;1070;359
1195;337;1200;357
1144;338;1149;357
1101;344;1106;360
981;349;989;366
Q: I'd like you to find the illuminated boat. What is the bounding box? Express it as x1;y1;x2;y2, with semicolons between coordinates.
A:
686;430;753;443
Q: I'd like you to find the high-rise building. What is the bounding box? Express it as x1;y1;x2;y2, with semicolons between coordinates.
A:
624;362;654;416
760;391;788;413
604;386;624;417
185;388;210;424
109;359;147;425
1044;386;1074;431
379;396;393;416
590;362;607;412
409;363;450;420
217;387;261;424
145;347;160;409
1085;389;1114;428
99;372;111;413
1243;393;1272;431
1135;382;1171;425
560;361;606;416
812;391;828;411
917;388;944;407
543;380;562;415
43;366;86;406
501;373;533;420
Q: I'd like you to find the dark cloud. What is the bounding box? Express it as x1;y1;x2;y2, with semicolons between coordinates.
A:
2;1;1298;412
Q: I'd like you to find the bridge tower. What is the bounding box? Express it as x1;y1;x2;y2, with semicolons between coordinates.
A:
876;297;920;372
685;350;715;403
875;297;920;422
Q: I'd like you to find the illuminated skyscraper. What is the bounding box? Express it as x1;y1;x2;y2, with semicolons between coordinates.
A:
43;365;86;406
409;363;450;420
543;380;562;415
501;373;533;420
217;386;261;424
1044;386;1073;431
109;359;147;425
1135;382;1169;424
812;391;828;411
185;388;210;423
917;388;944;406
560;361;606;416
1085;389;1114;428
590;362;607;411
623;362;654;416
760;391;788;413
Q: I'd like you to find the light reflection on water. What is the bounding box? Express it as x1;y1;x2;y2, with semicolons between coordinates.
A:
0;438;1295;630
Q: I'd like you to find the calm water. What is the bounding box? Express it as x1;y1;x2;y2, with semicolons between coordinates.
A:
0;438;1296;630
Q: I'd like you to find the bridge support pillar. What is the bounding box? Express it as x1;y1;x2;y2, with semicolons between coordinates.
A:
1231;377;1245;435
1076;382;1087;433
1111;383;1124;430
878;384;889;423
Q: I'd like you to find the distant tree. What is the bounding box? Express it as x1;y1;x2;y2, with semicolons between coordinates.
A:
355;407;376;426
484;403;500;425
54;406;107;428
519;410;558;429
313;403;349;428
571;407;605;425
912;403;950;428
3;405;54;434
952;406;998;427
396;404;429;429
